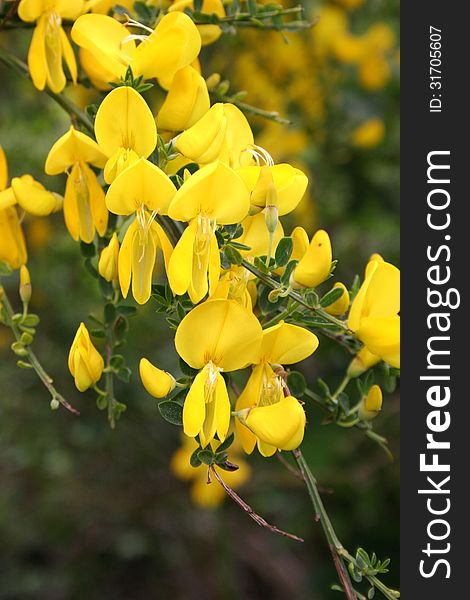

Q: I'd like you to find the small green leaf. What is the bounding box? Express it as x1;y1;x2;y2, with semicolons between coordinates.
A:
0;261;13;276
197;449;214;465
116;305;137;316
158;401;183;426
320;287;344;308
21;313;40;327
116;366;132;383
217;460;239;472
110;354;125;369
275;237;293;267
190;447;202;467
216;432;235;453
104;302;116;324
280;259;298;286
224;245;243;266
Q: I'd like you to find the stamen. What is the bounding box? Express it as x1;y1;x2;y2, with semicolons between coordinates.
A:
120;33;148;48
204;361;223;403
136;205;159;263
124;17;155;35
242;144;275;167
194;214;216;270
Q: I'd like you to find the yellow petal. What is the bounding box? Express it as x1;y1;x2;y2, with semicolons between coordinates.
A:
238;213;284;259
356;315;400;368
294;229;332;288
55;0;86;20
291;226;310;261
94;86;157;158
175;103;227;164
325;282;350;316
182;369;207;437
347;347;381;377
105;157;176;216
71;14;133;81
218;104;254;168
87;164;108;237
243;395;306;451
46;126;107;174
0;187;16;211
11;175;57;216
139;358;175;398
60;26;77;84
0;207;28;269
175;298;263;371
43;15;67;94
28;15;47;91
235;365;265;454
103;148;140;185
131;223;158;305
168;161;250;224
152;221;173;274
98;232;119;281
237;164;308;216
118;219;137;298
169;0;225;46
0;145;8;191
348;259;400;331
168;219;197;296
157;65;210;132
208;232;221;297
260;321;319;365
132;12;201;81
18;0;44;22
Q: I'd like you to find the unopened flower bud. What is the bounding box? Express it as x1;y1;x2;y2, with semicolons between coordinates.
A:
68;323;104;392
292;229;332;289
325;282;350;316
19;265;31;304
140;358;176;398
98;233;119;282
359;384;383;420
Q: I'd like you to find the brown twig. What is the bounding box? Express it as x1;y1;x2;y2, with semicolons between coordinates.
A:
210;465;304;543
0;0;20;32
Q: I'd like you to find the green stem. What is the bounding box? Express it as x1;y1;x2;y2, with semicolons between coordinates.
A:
331;374;351;403
0;46;94;134
210;92;290;125
241;259;350;331
0;285;79;415
293;449;399;599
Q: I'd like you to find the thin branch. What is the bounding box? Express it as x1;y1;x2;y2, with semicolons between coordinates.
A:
210;465;304;543
0;46;94;134
0;0;20;32
0;285;79;415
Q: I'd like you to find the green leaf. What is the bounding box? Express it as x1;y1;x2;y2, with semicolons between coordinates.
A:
96;395;108;410
224;245;243;266
287;371;306;396
179;358;198;377
367;586;376;599
216;432;235;453
114;316;128;341
110;354;125;369
158;401;183;426
116;305;137;317
190;447;202;467
90;329;106;339
275;237;293;267
217;460;239;472
116;366;132;383
197;449;214;465
280;259;298;286
21;313;40;327
320;287;344;308
104;302;116;324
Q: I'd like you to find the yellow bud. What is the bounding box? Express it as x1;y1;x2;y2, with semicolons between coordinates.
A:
359;384;383;420
68;323;104;392
292;229;332;289
98;233;119;282
140;358;176;398
325;282;350;316
206;73;221;90
19;265;32;304
347;347;381;378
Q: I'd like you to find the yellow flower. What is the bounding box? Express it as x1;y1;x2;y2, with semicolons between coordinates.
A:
105;157;176;304
292;229;332;289
210;265;254;310
45;126;108;242
175;103;254;167
237;213;284;260
0;146;28;269
18;0;85;93
167;161;250;303
169;0;225;46
359;384;383;420
349;258;400;368
0;171;62;217
237;163;308;217
351;118;385;148
235;321;318;456
19;264;32;304
94;86;158;183
347;346;381;377
325;282;350;316
68;322;104;392
170;435;251;508
157;66;210;133
72;12;201;87
239;395;306;452
139;358;176;398
98;233;119;282
174;299;263;446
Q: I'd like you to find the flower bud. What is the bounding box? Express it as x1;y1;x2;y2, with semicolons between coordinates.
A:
347;347;381;378
292;229;332;289
68;323;104;392
359;384;383;420
19;265;32;305
140;358;176;398
325;282;350;316
98;233;119;282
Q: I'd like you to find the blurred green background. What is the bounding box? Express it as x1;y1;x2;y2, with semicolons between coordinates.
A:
0;0;399;598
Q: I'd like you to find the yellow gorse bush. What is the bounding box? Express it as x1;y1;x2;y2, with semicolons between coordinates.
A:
0;2;400;595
